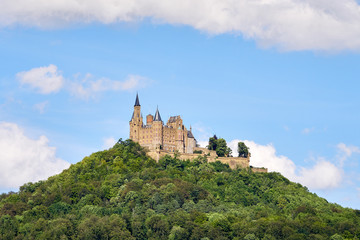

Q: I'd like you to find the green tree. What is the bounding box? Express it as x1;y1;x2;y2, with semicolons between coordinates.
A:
237;142;249;158
244;233;259;240
169;225;188;240
208;135;218;151
208;136;231;157
216;138;228;157
330;234;344;240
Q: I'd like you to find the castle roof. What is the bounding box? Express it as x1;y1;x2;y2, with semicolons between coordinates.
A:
154;106;162;122
134;93;140;106
187;131;194;138
168;116;180;123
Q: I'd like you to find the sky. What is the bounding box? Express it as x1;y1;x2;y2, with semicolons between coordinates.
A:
1;0;360;209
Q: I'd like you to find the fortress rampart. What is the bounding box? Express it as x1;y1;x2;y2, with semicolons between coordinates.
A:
146;147;267;172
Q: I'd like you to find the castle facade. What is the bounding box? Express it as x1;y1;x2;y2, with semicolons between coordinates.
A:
129;94;197;153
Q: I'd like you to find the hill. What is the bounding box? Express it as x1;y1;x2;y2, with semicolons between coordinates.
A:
0;139;359;239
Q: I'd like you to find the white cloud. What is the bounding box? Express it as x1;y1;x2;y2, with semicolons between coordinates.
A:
197;141;208;149
0;122;70;189
336;142;360;166
69;74;148;99
296;159;343;189
228;139;343;190
17;64;64;94
2;0;360;51
103;137;117;149
16;65;148;99
33;101;49;114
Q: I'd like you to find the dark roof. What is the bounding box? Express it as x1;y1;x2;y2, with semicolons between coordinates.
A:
187;130;194;138
131;111;134;120
154;107;162;122
168;116;180;123
134;93;140;106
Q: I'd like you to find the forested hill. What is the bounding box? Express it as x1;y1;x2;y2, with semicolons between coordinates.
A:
1;140;359;239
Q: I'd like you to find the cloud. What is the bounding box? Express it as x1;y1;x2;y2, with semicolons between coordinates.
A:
33;101;49;114
336;142;360;168
17;64;64;94
228;139;343;190
295;159;343;189
69;74;148;99
2;0;360;51
16;65;148;99
103;137;117;149
0;122;70;189
302;127;315;134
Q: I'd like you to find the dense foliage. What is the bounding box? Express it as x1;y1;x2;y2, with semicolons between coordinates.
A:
1;139;359;240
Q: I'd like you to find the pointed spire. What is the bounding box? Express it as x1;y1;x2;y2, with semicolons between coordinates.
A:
134;93;140;106
154;106;162;122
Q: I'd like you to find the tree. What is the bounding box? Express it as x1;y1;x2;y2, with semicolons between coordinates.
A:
237;142;249;158
208;135;218;151
208;136;231;157
215;138;227;157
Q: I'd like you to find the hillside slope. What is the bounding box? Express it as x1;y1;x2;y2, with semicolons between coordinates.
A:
0;139;359;240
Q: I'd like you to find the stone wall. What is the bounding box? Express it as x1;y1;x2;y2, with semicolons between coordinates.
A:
251;167;268;173
146;150;251;170
216;157;250;169
193;147;217;157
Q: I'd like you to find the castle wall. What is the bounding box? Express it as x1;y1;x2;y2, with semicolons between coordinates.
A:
146;150;250;170
251;167;268;173
216;157;249;169
163;127;177;152
186;138;196;153
193;147;217;157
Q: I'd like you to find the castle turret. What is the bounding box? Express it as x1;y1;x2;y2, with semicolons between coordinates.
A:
134;93;140;107
152;106;163;148
154;106;162;122
129;93;143;142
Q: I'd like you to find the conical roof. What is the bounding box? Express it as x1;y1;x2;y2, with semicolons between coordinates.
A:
154;106;162;122
134;93;140;106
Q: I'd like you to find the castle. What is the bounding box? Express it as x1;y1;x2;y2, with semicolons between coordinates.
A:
129;94;197;153
129;94;267;172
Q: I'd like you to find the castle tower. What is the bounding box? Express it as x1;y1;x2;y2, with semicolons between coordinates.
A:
152;106;163;148
129;93;143;142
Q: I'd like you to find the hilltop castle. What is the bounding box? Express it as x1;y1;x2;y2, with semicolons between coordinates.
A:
129;94;267;172
129;94;197;153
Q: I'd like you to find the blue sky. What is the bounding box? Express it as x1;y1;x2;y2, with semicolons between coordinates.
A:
1;0;360;209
